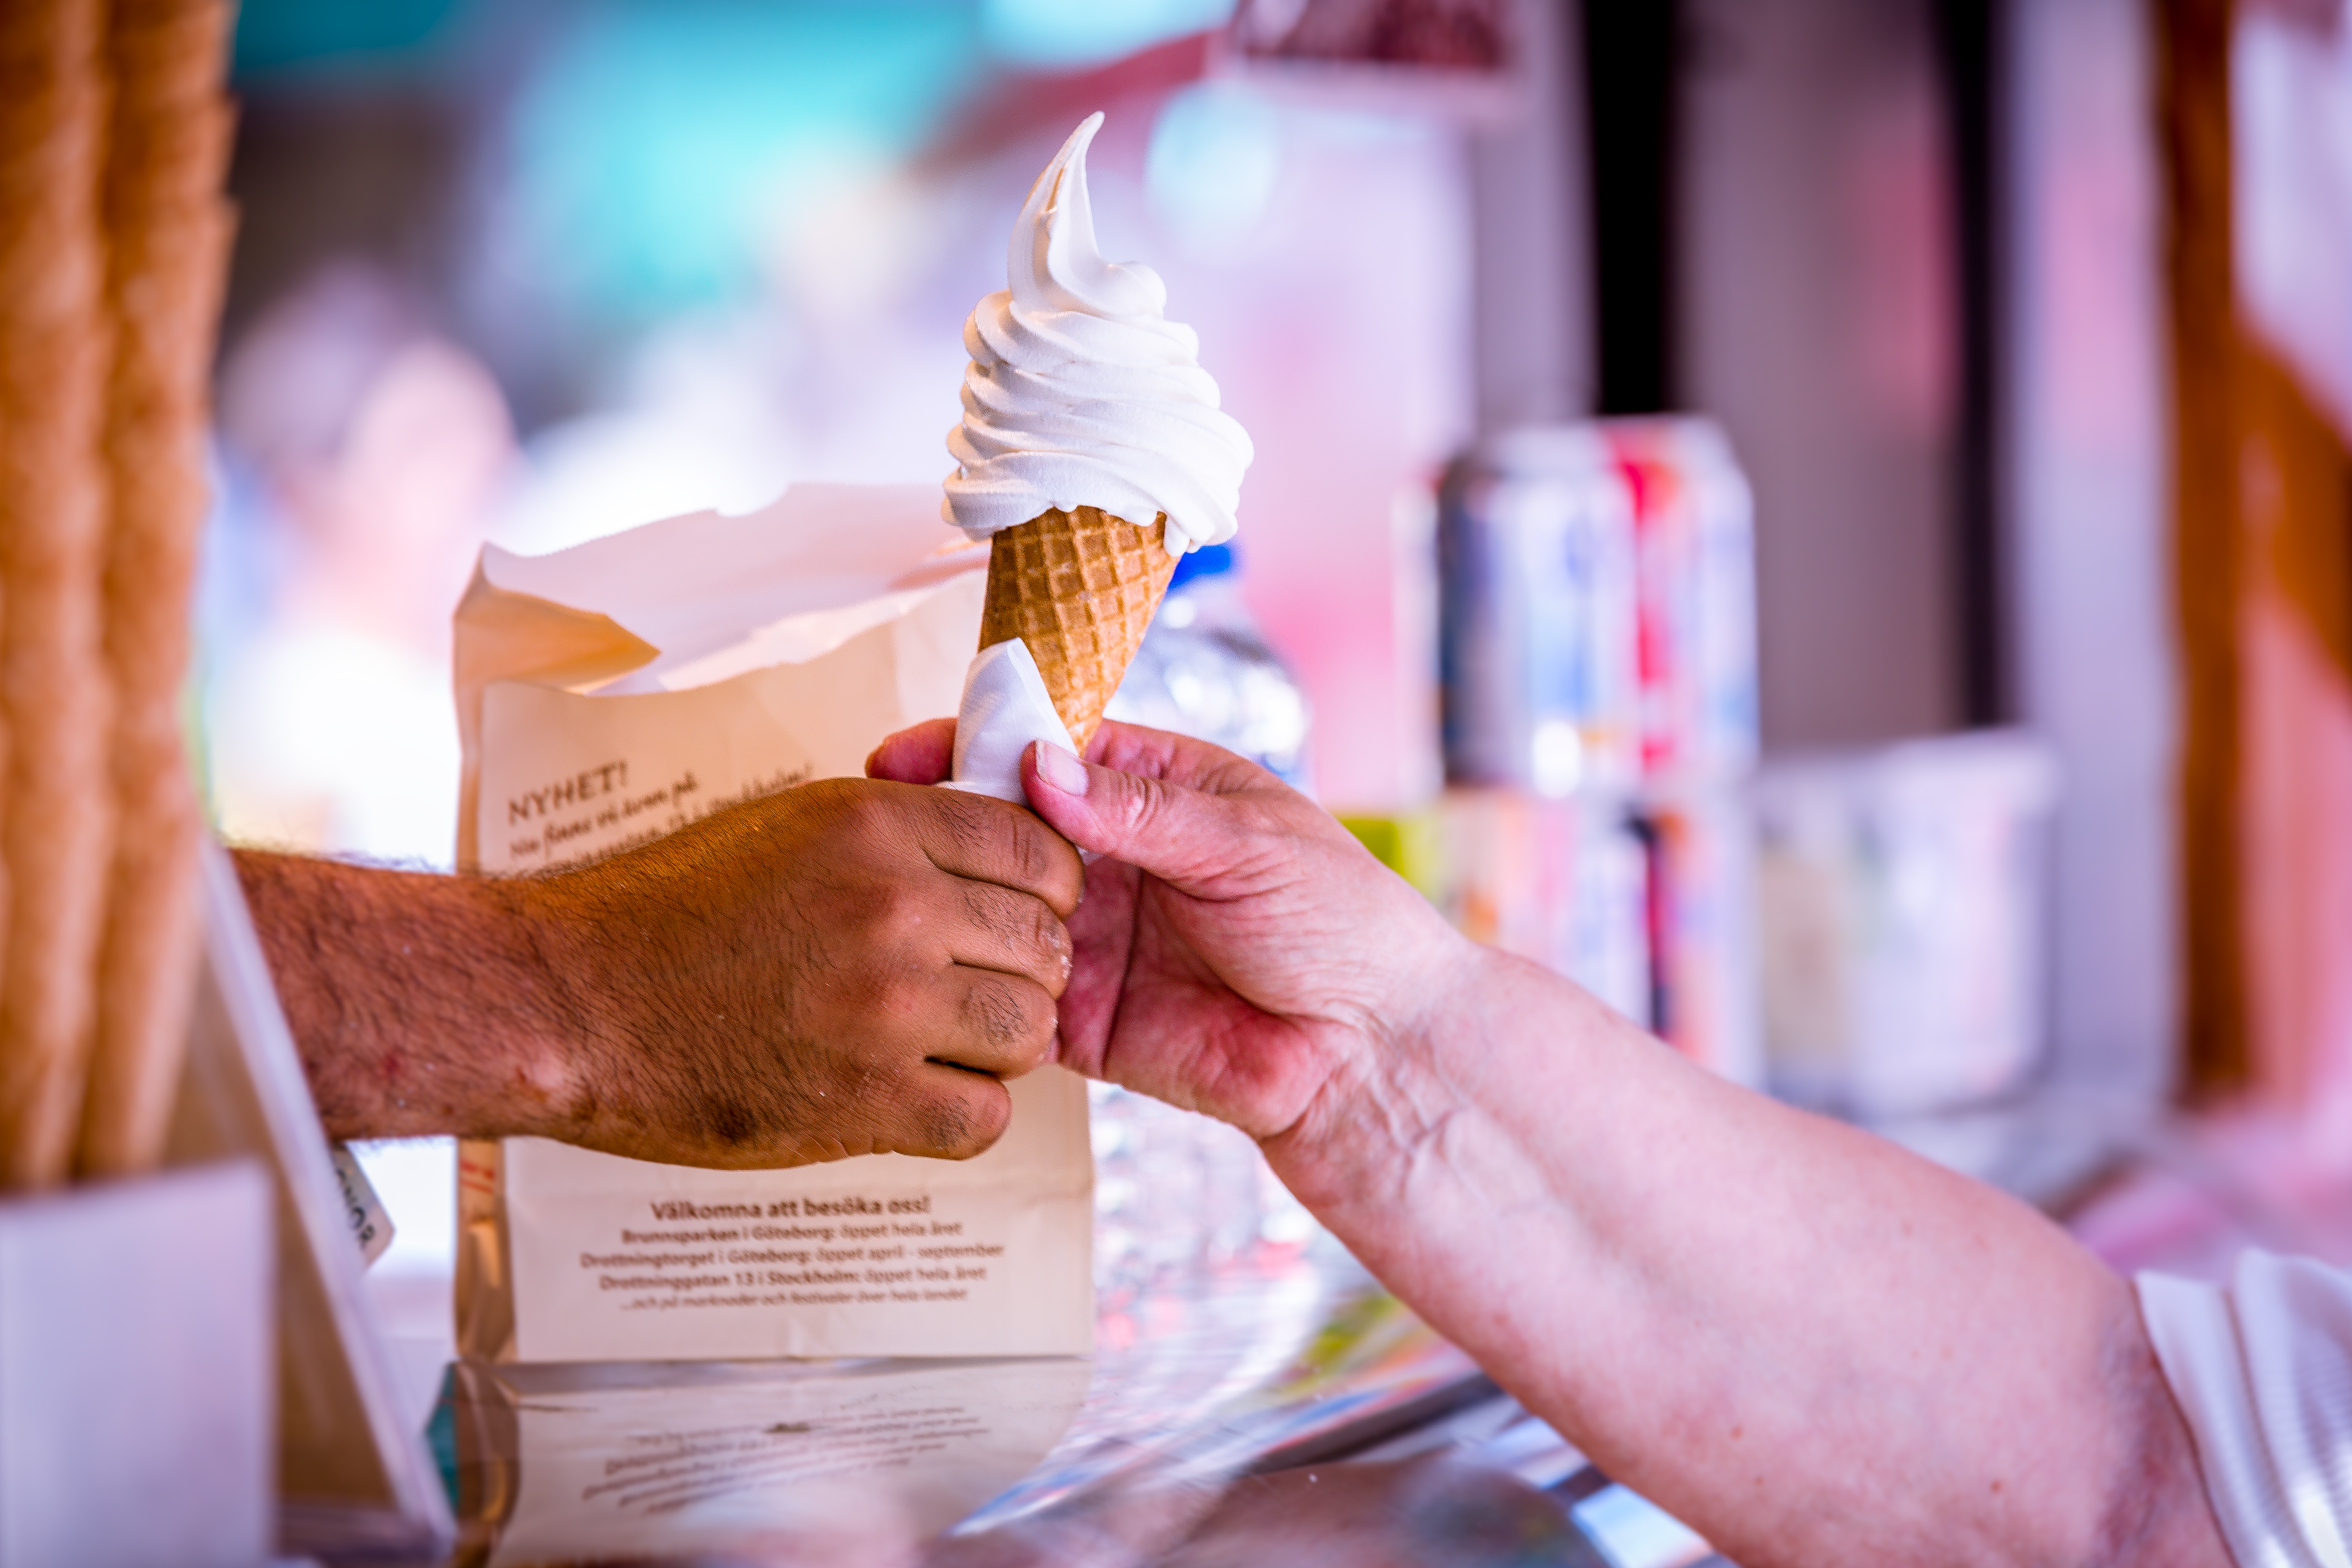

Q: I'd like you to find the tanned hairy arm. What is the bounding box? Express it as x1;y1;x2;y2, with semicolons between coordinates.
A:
236;775;1083;1169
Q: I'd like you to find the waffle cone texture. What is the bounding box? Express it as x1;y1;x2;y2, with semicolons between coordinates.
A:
0;0;116;1188
978;506;1177;753
0;0;232;1188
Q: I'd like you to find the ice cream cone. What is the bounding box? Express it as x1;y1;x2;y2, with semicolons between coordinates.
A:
978;505;1177;752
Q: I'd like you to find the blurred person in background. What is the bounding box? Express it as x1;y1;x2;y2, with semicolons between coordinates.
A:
207;263;517;865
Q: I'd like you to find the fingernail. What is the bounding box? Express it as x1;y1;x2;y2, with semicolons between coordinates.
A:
1035;742;1089;797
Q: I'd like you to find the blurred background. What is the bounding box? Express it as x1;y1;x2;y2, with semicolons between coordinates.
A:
196;0;2352;1389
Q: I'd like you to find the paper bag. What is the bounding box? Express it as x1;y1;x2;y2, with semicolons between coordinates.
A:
452;484;1094;1362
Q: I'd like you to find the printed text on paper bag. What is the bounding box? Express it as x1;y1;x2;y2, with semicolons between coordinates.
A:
504;762;813;871
582;1194;1007;1312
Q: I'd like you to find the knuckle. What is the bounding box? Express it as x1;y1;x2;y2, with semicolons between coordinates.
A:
960;889;1063;973
957;884;1066;979
846;957;909;1018
800;775;858;817
1025;898;1062;960
1003;810;1056;888
1022;903;1073;987
934;791;991;858
828;780;913;850
929;1081;1010;1158
860;882;941;960
869;962;930;1020
1004;999;1056;1070
961;973;1045;1049
1122;775;1172;836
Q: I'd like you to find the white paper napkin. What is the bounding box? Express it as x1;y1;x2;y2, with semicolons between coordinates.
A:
944;639;1077;806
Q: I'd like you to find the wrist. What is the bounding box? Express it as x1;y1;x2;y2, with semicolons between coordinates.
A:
1263;924;1497;1209
1373;920;1495;1071
239;849;613;1145
473;873;606;1144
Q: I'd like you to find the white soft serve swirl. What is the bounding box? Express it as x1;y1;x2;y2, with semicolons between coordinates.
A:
943;112;1253;557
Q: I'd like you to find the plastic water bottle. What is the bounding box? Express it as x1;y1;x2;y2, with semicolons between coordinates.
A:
1093;545;1325;1332
1105;543;1313;792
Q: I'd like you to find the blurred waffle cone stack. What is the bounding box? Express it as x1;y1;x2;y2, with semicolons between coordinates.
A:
0;0;234;1190
82;0;236;1178
0;0;118;1191
978;506;1179;753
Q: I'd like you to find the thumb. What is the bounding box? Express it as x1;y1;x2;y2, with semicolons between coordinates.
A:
866;717;956;784
1023;740;1246;895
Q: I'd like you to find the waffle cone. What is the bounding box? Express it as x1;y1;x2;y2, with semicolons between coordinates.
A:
978;506;1177;751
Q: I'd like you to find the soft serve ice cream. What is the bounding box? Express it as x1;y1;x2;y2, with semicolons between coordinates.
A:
944;112;1253;558
941;113;1254;776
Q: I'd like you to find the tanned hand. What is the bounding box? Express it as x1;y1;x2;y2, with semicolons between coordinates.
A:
234;777;1083;1168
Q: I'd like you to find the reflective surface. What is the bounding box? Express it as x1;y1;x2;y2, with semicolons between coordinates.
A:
432;1089;1729;1565
449;1356;1096;1564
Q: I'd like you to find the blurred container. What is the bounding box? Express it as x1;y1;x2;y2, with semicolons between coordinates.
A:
1642;787;1765;1087
1097;547;1329;1339
1091;547;1336;1447
1346;786;1765;1079
1343;792;1652;1034
1087;1080;1318;1330
1430;789;1654;1031
1753;732;2060;1120
0;1163;274;1568
1107;543;1314;793
1437;425;1639;796
1428;419;1762;1082
1604;419;1759;783
1438;419;1758;795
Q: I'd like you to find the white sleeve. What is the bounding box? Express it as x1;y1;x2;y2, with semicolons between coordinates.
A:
2137;1250;2352;1568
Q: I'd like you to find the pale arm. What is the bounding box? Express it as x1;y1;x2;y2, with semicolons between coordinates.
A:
1276;945;2221;1568
867;719;2231;1568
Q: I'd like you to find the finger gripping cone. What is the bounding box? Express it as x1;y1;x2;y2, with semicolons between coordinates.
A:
978;506;1177;752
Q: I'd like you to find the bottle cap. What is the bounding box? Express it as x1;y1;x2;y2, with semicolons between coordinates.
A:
1169;541;1236;592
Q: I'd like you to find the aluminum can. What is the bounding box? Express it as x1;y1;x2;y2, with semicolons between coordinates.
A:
1437;425;1639;795
1601;418;1760;783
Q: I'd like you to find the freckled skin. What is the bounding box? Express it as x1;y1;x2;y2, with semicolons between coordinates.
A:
864;716;2237;1568
234;776;1082;1168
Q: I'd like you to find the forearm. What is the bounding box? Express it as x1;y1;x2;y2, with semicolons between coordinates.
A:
232;779;1082;1168
233;849;589;1143
998;717;2225;1562
1270;945;2221;1568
